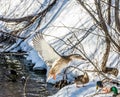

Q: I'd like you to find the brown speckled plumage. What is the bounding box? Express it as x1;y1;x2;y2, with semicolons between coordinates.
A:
32;33;85;80
48;55;85;80
74;72;89;87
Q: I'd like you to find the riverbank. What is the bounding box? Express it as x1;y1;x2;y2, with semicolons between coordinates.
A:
0;54;58;97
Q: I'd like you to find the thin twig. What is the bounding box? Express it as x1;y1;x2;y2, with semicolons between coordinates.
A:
23;75;30;97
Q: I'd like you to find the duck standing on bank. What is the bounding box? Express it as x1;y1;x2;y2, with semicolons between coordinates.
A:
74;71;89;88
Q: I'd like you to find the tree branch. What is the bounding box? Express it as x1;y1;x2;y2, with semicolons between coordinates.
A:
115;0;120;32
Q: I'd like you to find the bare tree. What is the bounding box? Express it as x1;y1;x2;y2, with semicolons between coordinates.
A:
0;0;119;81
0;0;58;51
77;0;120;76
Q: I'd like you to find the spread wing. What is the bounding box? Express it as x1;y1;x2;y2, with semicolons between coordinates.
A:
32;33;60;66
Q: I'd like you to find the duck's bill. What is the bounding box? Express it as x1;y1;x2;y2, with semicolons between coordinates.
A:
96;85;98;90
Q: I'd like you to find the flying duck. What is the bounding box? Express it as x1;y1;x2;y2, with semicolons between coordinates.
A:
33;33;85;81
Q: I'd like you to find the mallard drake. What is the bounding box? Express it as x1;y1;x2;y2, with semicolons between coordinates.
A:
111;86;119;97
96;83;119;96
96;81;119;96
96;80;111;93
102;86;119;97
74;72;89;88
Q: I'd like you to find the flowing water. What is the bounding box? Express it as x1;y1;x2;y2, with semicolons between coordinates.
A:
0;54;58;97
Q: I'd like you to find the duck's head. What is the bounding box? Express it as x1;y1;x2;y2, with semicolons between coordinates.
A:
96;81;103;90
111;86;118;96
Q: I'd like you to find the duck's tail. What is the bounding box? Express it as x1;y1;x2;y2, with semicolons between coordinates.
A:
83;71;89;83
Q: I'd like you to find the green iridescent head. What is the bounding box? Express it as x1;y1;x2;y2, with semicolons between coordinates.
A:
111;86;118;96
96;81;103;90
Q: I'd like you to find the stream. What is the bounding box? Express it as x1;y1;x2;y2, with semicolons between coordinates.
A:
0;54;58;97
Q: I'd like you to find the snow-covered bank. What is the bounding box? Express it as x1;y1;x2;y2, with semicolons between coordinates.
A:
0;0;120;97
48;82;115;97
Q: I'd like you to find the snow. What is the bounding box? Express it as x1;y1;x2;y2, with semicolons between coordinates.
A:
0;0;120;97
48;83;96;97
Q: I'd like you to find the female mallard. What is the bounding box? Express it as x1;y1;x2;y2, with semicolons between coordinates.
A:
33;34;85;80
47;55;85;80
74;72;89;88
